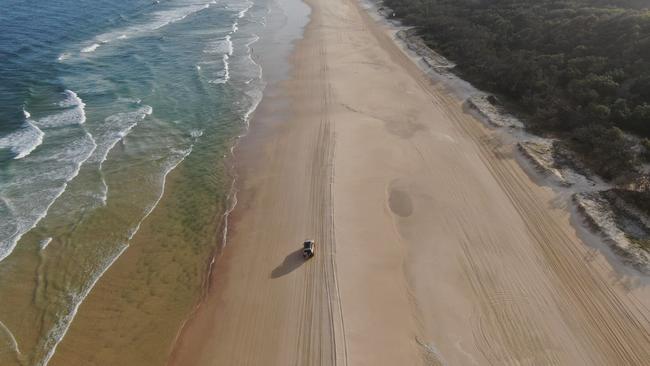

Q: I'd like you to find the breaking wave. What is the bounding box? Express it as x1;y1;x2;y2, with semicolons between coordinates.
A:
35;90;86;128
88;105;153;205
0;91;96;263
79;1;216;54
0;110;44;159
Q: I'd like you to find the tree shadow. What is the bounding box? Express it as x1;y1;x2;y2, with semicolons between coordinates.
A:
271;249;305;278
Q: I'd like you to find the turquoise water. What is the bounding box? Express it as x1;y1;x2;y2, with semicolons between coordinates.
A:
0;0;264;262
0;0;276;364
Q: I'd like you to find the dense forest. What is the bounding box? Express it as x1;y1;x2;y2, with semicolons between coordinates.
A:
383;0;650;181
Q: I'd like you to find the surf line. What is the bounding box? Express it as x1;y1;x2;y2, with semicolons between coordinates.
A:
0;318;22;357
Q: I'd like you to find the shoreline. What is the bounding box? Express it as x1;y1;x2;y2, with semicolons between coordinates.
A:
167;0;314;361
164;15;269;354
167;0;344;362
167;0;317;364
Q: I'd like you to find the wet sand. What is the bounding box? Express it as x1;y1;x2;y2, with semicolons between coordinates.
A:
169;0;650;364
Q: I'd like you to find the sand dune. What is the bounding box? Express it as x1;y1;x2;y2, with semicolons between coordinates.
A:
169;0;650;364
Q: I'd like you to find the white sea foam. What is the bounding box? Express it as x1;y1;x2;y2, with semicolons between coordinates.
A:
0;117;45;159
202;33;235;84
0;118;97;263
59;90;85;111
220;89;264;246
208;54;230;84
82;1;215;53
80;43;101;53
141;105;152;115
243;89;263;129
117;97;142;105
236;2;253;18
204;35;233;56
98;173;109;206
226;35;234;56
88;105;153;205
220;94;263;250
91;105;152;165
218;7;268;250
189;129;204;139
0;319;21;357
241;34;263;83
223;54;231;82
126;147;192;241
245;33;261;49
39;237;52;250
57;53;71;62
35;90;86;128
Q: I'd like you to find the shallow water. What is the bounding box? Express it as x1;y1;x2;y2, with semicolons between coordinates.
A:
0;0;286;364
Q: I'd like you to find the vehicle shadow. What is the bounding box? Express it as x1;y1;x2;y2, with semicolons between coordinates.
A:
271;249;305;278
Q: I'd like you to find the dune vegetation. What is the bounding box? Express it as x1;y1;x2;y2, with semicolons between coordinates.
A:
384;0;650;183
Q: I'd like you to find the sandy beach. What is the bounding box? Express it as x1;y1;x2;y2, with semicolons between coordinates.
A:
169;0;650;364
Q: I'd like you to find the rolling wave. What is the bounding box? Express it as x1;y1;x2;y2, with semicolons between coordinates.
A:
88;105;153;205
89;105;153;166
208;54;231;84
204;35;234;56
234;1;253;18
79;0;216;54
0;111;44;159
35;90;86;128
80;43;101;53
0;91;96;263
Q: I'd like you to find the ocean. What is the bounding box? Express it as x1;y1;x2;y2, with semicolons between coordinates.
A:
0;0;307;364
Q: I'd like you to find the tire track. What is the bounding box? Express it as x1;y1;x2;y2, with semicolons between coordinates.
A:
350;0;650;363
295;5;347;363
449;97;650;364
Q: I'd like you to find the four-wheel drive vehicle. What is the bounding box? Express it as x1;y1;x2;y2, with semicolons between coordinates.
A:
303;239;315;259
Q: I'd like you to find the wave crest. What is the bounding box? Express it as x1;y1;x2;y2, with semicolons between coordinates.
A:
36;90;86;128
0;116;44;160
80;1;216;54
